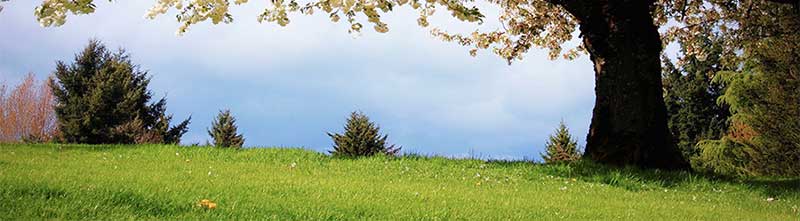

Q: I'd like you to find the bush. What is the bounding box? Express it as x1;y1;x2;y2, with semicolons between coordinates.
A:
49;40;190;144
328;111;399;157
0;73;59;143
540;120;581;164
208;109;244;148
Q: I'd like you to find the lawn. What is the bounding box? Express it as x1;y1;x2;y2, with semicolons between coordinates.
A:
0;144;798;220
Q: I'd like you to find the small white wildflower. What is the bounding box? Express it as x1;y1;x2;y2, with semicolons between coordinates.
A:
208;171;212;176
176;152;180;156
475;173;481;178
559;186;567;191
290;162;297;168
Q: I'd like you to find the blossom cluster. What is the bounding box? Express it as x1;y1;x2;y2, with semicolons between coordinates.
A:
34;0;97;27
145;0;236;35
25;0;767;64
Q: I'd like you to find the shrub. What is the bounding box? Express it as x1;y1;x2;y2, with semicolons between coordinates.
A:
50;40;190;144
540;120;581;164
328;111;399;157
0;73;59;143
208;109;244;148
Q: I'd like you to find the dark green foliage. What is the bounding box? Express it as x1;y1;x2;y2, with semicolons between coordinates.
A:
50;40;190;144
208;109;244;148
328;111;399;157
540;120;581;164
694;7;800;177
662;35;730;159
697;46;800;176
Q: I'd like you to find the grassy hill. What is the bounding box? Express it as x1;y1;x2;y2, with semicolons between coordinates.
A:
1;144;798;220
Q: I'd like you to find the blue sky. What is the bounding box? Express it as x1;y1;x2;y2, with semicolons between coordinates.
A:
0;1;596;160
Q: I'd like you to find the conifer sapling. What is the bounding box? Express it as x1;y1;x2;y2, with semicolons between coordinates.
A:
328;111;399;157
208;109;245;148
541;120;581;164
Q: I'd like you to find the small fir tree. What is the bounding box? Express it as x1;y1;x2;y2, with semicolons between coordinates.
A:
328;111;399;157
208;109;244;148
540;121;581;164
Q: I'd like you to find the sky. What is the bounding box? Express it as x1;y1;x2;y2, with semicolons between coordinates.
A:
0;0;596;160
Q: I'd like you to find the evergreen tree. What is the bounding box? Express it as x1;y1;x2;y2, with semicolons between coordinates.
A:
694;6;800;177
540;121;581;164
662;35;730;159
328;111;399;157
50;40;190;144
208;109;244;148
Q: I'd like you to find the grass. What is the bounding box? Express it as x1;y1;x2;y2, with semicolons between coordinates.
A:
1;144;798;220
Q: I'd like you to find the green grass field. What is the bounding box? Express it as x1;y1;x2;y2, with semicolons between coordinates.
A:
1;144;798;220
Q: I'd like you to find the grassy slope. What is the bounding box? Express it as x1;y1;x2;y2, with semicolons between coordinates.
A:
0;144;798;220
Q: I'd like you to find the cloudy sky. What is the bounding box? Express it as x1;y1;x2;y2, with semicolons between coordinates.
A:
0;0;596;160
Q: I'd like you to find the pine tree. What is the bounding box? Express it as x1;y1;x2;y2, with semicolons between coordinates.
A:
208;109;244;148
50;40;190;144
662;35;730;159
540;121;581;164
694;7;800;177
328;111;399;157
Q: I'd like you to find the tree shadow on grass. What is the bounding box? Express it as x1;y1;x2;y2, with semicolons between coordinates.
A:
483;159;800;199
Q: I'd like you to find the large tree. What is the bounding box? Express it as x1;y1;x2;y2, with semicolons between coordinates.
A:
694;5;800;176
662;34;730;159
14;0;799;169
51;40;191;144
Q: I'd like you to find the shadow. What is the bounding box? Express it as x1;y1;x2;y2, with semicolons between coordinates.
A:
455;157;800;199
530;160;800;198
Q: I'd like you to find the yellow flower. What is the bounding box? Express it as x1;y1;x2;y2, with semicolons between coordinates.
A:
198;199;217;209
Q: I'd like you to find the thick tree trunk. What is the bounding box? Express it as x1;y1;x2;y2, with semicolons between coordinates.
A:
555;0;688;169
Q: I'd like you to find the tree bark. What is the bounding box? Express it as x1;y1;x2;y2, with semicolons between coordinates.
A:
554;0;689;169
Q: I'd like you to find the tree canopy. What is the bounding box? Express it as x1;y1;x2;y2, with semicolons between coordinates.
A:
50;40;191;144
8;0;796;63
